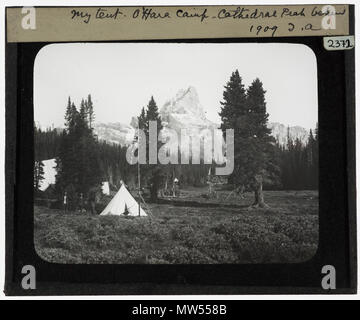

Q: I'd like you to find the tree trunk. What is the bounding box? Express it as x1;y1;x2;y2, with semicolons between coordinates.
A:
150;185;158;202
252;175;268;208
164;174;168;194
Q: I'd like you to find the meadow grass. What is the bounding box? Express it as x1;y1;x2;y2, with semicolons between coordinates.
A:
34;190;318;264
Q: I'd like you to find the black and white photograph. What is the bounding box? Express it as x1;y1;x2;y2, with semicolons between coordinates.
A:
32;43;319;265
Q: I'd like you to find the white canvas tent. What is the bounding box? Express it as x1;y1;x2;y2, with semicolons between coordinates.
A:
100;185;147;216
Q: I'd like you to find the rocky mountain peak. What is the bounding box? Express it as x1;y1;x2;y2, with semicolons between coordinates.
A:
93;87;310;149
160;86;216;131
161;86;208;122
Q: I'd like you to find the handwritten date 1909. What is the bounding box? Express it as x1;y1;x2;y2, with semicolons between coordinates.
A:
249;24;278;37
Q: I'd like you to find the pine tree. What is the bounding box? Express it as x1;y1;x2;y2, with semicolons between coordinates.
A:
34;124;63;161
80;99;86;122
219;70;247;134
138;107;147;131
146;96;163;133
307;129;315;166
64;96;72;128
275;125;319;191
65;98;78;133
305;128;318;189
55;96;102;210
246;78;272;138
57;99;79;198
220;73;279;207
86;94;95;129
219;70;248;185
137;96;164;202
246;78;279;206
34;160;45;195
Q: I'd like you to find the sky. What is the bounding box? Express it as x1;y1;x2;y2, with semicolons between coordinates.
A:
34;42;318;130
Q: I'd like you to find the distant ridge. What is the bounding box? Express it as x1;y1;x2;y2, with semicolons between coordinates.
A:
93;86;310;148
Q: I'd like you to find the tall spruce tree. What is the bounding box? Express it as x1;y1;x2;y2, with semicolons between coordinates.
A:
219;70;248;185
138;107;147;132
246;78;280;206
219;70;247;133
64;97;72;127
146;96;162;132
220;73;278;207
304;128;318;189
138;96;164;202
86;94;95;129
55;96;102;210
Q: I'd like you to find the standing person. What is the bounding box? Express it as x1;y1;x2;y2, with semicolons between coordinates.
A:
63;191;67;214
172;177;179;197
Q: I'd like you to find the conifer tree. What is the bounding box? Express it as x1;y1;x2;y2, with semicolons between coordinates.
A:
86;94;95;129
220;73;279;207
137;96;164;202
146;96;162;133
138;107;147;131
307;129;315;166
34;160;45;195
246;78;279;206
276;125;318;190
64;97;72;127
80;99;86;121
219;70;247;134
219;70;248;185
55;96;102;210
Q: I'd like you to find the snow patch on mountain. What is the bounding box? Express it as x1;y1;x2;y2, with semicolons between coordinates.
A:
39;158;57;191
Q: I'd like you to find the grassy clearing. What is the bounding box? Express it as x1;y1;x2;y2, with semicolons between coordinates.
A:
34;190;318;264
